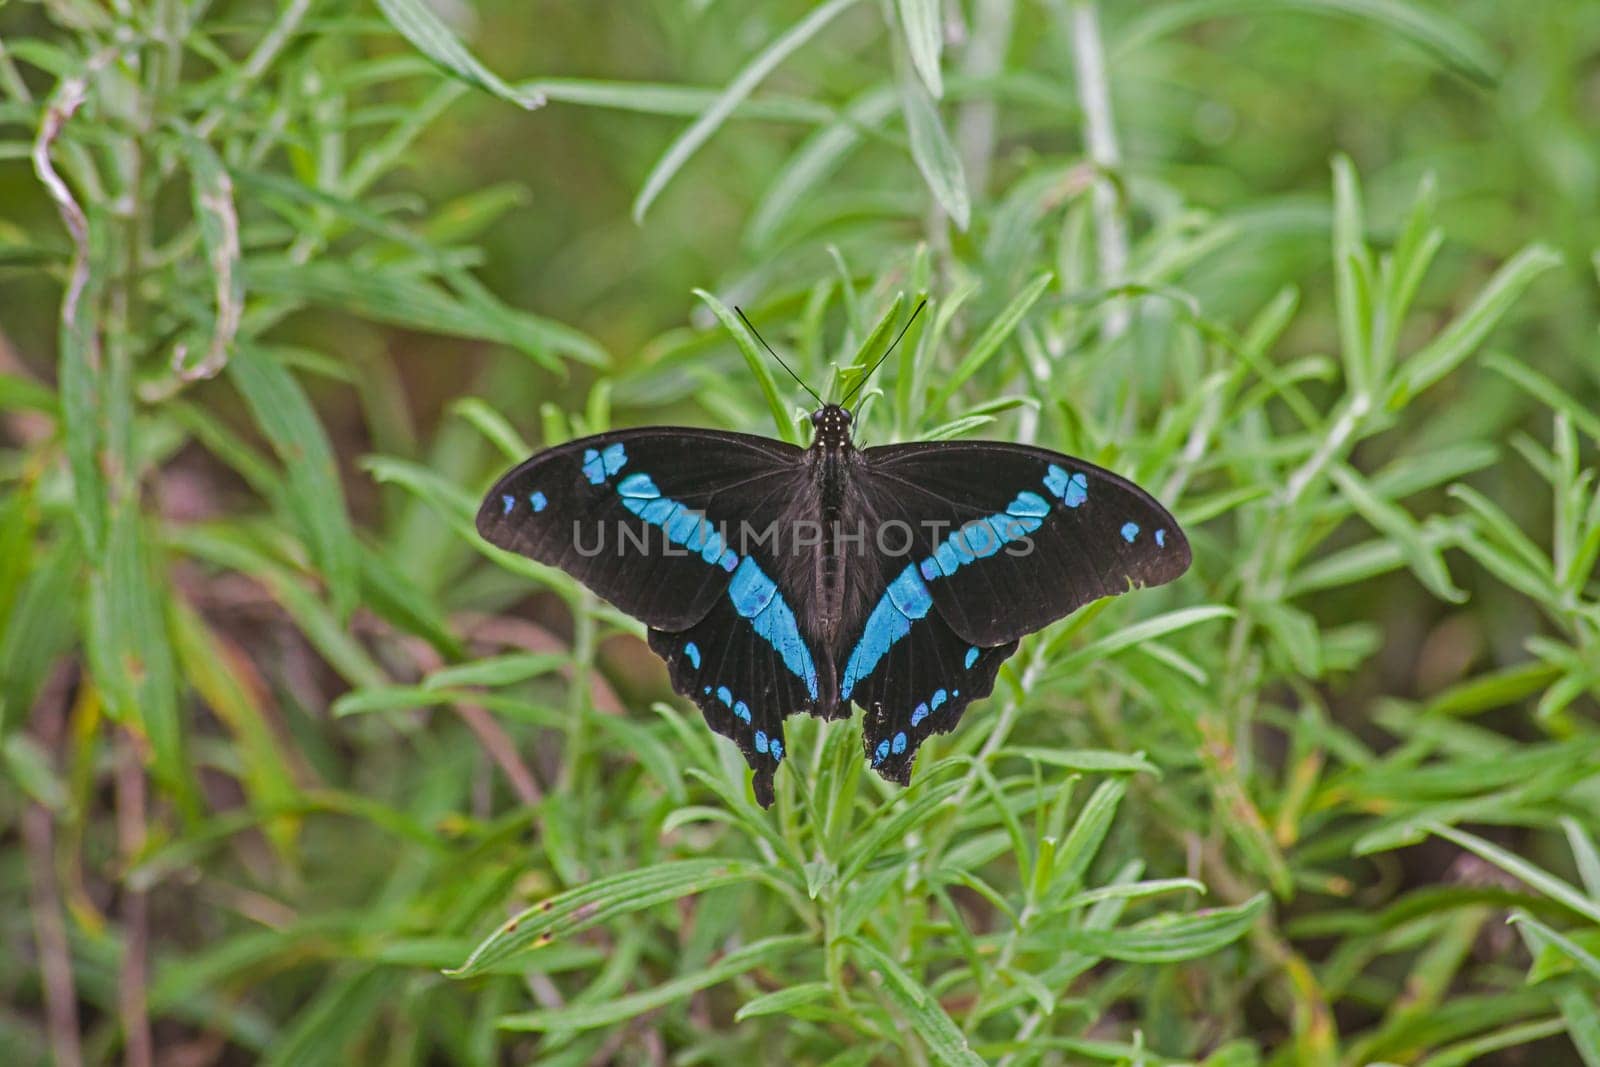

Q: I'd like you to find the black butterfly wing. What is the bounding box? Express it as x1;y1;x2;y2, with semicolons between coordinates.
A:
648;600;810;807
476;429;805;630
477;428;828;806
855;441;1190;645
842;441;1188;784
848;587;1019;785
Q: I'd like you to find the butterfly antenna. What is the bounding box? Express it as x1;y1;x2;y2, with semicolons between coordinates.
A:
735;306;824;409
842;298;927;411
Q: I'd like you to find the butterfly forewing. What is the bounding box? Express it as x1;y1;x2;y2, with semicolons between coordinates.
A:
854;442;1190;646
475;429;806;630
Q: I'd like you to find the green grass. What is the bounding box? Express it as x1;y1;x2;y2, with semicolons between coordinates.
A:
1;1;1599;1064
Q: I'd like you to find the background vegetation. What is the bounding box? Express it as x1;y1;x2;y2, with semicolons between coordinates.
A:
2;0;1598;1063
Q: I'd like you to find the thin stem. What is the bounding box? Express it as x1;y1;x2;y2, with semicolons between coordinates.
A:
1066;1;1130;342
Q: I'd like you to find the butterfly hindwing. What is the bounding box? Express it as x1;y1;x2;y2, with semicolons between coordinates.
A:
848;590;1019;784
476;429;806;631
648;592;815;807
854;442;1191;646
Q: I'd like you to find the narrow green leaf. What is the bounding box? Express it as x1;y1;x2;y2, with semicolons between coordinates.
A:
87;509;184;795
1331;464;1466;603
246;259;606;370
450;397;531;461
451;859;764;976
1003;748;1161;777
3;733;69;811
1051;778;1127;891
1485;351;1600;444
424;653;566;689
1115;0;1500;86
1330;155;1374;396
521;78;833;122
838;778;964;885
1048;606;1235;672
852;941;986;1067
373;0;543;109
1558;984;1600;1067
499;934;810;1031
735;981;834;1021
1389;245;1561;406
1053;892;1268;963
229;346;359;619
898;56;969;229
633;0;863;221
1429;823;1600;926
1507;911;1600;984
896;0;944;97
695;289;798;441
837;294;906;400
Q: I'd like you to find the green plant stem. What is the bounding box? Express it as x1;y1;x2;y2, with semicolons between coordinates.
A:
1064;0;1129;342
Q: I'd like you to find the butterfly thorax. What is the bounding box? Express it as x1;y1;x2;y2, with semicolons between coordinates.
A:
803;405;873;652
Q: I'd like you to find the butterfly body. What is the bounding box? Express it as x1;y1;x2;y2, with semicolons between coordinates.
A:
477;404;1188;806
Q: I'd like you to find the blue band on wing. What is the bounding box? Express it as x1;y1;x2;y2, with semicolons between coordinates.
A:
843;490;1052;699
841;564;932;698
729;559;819;699
586;447;817;700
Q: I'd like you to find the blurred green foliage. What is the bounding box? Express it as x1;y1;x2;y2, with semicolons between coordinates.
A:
2;0;1599;1064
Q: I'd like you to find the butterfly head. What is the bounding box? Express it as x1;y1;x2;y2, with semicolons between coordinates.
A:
809;404;854;450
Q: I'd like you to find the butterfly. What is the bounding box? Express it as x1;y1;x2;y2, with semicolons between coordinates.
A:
476;304;1190;806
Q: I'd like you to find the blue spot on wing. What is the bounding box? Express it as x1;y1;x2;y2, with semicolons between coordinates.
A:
755;730;769;754
529;491;547;512
684;642;701;669
892;731;907;755
617;473;659;498
734;701;751;723
1045;465;1088;507
501;494;515;515
770;738;784;762
964;646;979;669
581;443;627;485
931;688;948;710
1007;490;1050;518
1156;528;1167;547
1121;522;1140;543
910;702;930;727
873;740;890;765
717;686;732;706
